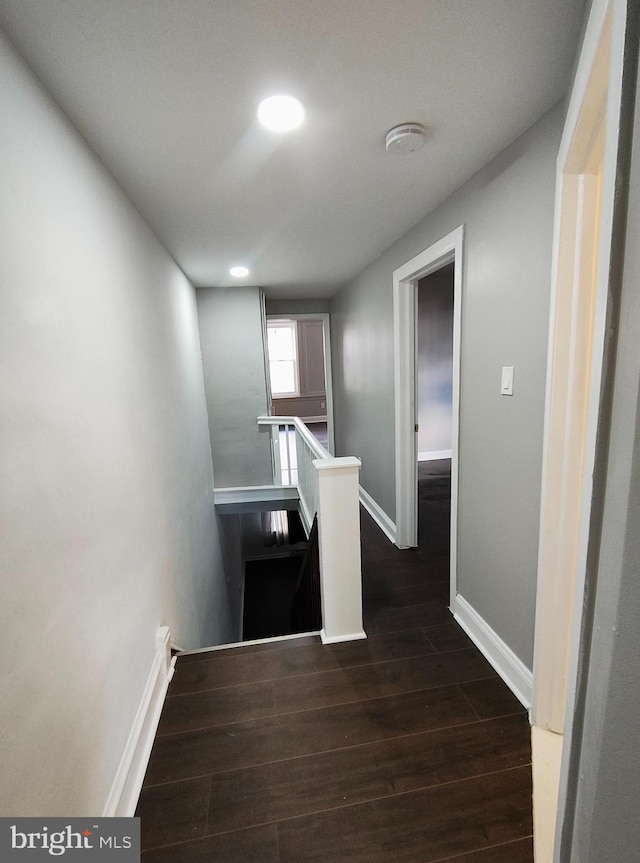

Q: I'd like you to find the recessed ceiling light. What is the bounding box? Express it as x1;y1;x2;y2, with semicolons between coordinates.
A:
230;266;250;278
258;95;305;132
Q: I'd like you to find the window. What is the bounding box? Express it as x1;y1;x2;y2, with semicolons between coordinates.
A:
267;320;299;396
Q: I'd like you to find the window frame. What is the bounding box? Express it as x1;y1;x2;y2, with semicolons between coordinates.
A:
267;319;300;398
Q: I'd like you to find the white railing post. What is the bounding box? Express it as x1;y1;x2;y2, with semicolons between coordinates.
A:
314;456;366;644
257;416;366;644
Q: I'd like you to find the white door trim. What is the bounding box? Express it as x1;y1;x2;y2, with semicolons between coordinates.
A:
393;225;464;609
531;0;632;859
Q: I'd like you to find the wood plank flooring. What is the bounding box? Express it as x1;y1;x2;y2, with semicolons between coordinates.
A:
137;461;533;861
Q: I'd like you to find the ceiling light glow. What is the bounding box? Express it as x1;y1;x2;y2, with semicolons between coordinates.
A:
258;95;305;132
230;266;250;278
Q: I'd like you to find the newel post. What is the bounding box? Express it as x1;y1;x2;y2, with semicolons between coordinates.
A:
313;456;366;644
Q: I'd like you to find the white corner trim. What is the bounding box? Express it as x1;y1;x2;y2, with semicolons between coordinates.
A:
103;627;173;816
359;485;397;544
393;223;463;557
418;449;452;462
453;594;533;710
320;628;367;644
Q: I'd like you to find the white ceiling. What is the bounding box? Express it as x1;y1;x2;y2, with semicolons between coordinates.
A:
0;0;585;298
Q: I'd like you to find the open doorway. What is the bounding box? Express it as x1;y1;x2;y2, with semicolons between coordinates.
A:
266;314;335;454
394;225;464;608
416;264;454;554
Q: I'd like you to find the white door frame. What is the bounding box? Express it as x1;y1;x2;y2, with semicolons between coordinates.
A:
531;0;632;859
393;225;464;606
266;313;336;454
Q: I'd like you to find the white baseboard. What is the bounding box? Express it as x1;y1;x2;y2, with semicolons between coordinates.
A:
177;630;322;658
103;627;174;816
418;449;452;462
452;594;533;710
320;628;367;644
359;486;397;544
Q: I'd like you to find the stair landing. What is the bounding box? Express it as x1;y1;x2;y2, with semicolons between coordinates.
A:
136;510;532;862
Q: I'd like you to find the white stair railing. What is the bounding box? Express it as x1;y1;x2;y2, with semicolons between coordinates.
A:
258;416;365;644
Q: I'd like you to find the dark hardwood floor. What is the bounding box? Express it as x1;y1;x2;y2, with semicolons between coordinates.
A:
136;460;533;862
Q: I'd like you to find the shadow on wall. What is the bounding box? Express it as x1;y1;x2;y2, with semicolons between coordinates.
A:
418;264;454;460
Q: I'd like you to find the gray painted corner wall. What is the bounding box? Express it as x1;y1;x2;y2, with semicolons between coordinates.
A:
196;286;273;487
418;268;454;455
0;32;232;815
217;513;244;641
567;54;640;863
330;102;564;668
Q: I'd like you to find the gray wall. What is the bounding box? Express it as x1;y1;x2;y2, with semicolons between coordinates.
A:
217;514;244;641
566;53;640;863
266;298;330;315
197;286;273;487
0;31;232;815
331;103;563;668
418;266;454;456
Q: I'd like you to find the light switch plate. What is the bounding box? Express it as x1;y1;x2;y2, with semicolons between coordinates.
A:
501;366;514;396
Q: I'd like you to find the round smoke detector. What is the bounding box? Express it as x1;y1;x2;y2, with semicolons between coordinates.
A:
385;123;426;154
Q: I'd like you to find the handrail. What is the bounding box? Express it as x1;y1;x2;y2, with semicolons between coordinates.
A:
257;415;330;461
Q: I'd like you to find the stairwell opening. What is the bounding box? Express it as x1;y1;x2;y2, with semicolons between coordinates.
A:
228;509;321;642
